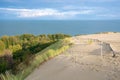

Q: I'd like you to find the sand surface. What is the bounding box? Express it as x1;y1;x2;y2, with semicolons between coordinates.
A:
26;32;120;80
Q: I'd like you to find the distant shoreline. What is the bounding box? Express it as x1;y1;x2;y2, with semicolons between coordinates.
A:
0;20;120;36
0;32;120;37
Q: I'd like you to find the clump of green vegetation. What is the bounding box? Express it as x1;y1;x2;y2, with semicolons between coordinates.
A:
0;34;71;80
88;39;93;45
0;38;71;80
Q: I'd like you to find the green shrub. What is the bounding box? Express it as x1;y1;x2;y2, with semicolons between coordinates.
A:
0;38;71;80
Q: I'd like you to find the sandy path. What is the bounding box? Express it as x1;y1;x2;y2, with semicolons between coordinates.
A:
26;32;120;80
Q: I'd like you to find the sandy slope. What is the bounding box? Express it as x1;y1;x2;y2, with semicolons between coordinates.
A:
26;32;120;80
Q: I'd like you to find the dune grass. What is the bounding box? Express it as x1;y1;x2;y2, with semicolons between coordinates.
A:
0;38;71;80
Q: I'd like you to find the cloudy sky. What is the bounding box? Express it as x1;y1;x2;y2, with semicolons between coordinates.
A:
0;0;120;20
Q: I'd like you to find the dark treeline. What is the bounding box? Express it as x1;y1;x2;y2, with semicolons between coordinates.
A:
0;33;71;74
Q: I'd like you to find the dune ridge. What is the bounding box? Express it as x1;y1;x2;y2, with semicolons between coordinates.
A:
26;32;120;80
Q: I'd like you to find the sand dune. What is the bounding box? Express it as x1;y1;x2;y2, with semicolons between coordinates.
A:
26;32;120;80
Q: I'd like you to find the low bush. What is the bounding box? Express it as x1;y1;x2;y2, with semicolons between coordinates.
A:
0;38;71;80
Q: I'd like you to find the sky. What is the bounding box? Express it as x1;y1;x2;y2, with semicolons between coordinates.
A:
0;0;120;20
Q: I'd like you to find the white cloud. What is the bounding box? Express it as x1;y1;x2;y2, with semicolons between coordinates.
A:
97;14;118;17
0;8;93;18
0;7;119;19
62;6;106;11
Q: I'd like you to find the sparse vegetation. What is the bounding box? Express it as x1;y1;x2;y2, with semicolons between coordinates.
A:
88;39;93;45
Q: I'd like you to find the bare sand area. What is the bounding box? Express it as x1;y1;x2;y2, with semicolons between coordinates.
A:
26;32;120;80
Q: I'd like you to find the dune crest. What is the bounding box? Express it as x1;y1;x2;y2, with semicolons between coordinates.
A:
26;33;120;80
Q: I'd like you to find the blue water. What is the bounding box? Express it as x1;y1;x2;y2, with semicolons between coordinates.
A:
0;20;120;36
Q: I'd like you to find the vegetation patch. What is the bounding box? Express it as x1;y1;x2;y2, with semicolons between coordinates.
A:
0;34;71;80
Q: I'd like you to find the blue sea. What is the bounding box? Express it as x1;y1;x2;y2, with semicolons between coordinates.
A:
0;20;120;36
